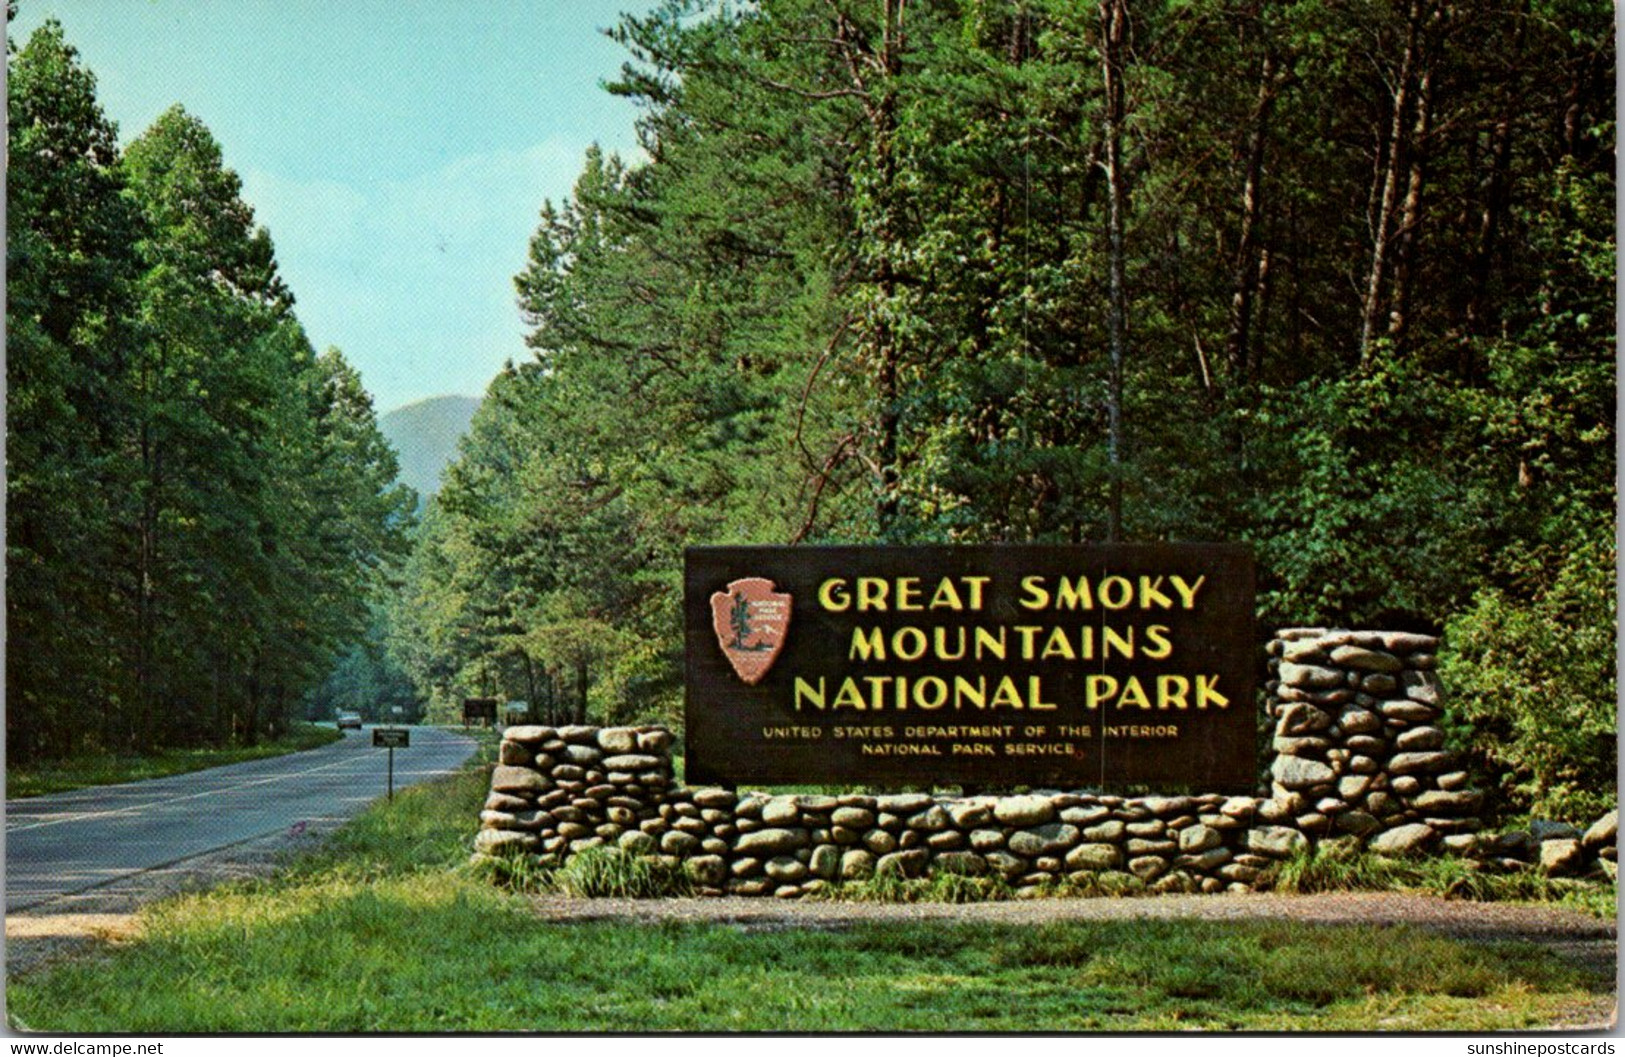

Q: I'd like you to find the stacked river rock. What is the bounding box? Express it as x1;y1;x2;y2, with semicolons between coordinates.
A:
472;628;1616;895
1265;627;1482;858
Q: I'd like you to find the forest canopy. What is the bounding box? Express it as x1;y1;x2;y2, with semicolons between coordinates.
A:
6;19;415;762
6;4;1612;820
390;0;1614;817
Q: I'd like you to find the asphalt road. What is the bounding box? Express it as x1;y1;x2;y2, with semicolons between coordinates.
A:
4;725;477;912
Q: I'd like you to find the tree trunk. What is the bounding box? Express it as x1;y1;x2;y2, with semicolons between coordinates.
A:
1098;0;1130;541
243;650;262;748
1385;61;1434;347
136;418;160;753
1460;7;1525;376
1359;0;1424;360
520;652;539;721
867;1;905;532
1225;51;1281;383
575;657;590;725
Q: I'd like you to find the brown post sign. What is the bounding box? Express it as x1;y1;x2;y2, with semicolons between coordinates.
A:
462;697;498;726
685;544;1256;789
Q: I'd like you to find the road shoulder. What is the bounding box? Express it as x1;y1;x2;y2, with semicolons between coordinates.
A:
5;815;345;977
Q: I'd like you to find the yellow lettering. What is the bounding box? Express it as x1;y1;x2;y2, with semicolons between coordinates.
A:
896;577;923;611
850;626;886;661
1171;575;1206;609
1055;576;1094;610
1019;575;1050;610
1098;576;1134;609
793;677;826;711
963;576;990;610
913;677;948;709
1196;674;1229;708
832;678;868;709
1041;626;1076;660
1085;674;1118;710
1029;675;1056;710
1138;575;1173;609
929;578;965;610
974;626;1007;660
991;676;1025;709
1157;675;1190;709
818;578;850;612
1014;625;1043;660
954;676;987;709
934;626;967;660
1117;675;1152;710
1143;624;1172;659
893;626;928;661
1104;625;1135;659
856;577;889;611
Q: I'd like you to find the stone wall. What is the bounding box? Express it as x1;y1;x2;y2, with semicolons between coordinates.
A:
472;629;1617;895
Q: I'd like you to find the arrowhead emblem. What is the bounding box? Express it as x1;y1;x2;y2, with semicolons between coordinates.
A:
710;577;792;685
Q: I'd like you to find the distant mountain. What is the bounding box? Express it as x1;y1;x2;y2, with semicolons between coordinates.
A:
379;395;480;500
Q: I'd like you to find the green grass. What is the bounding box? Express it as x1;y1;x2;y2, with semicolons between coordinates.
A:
475;845;695;898
1266;847;1618;919
9;888;1610;1032
812;867;1020;904
6;750;1614;1033
7;723;346;798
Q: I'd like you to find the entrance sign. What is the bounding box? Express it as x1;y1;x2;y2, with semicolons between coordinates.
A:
684;544;1256;789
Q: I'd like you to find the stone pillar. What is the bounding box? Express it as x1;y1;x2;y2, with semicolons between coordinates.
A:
1266;628;1482;857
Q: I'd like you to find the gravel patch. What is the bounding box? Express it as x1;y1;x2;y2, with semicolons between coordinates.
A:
525;889;1614;943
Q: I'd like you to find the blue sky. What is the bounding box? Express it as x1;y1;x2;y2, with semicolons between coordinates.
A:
10;0;653;413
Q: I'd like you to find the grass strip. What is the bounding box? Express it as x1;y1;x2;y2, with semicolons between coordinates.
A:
8;883;1610;1033
6;752;1613;1033
8;723;346;799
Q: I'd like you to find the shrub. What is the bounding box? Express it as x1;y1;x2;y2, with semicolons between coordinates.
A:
1440;527;1616;822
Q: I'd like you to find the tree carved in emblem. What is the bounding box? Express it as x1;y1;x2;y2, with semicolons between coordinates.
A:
728;592;772;650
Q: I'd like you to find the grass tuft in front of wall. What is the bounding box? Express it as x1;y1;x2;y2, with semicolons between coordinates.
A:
1264;848;1617;918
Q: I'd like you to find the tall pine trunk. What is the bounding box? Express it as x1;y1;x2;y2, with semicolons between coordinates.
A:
1098;0;1129;541
1386;62;1434;347
1225;51;1281;383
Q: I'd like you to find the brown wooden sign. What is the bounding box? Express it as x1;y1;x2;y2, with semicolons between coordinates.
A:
462;697;498;726
684;544;1257;789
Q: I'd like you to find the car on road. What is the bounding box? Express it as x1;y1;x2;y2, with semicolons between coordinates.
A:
335;710;363;730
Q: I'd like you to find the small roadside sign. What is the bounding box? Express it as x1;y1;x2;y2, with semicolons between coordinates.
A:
373;727;410;800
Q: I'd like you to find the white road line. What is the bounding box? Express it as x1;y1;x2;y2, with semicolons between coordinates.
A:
5;742;436;835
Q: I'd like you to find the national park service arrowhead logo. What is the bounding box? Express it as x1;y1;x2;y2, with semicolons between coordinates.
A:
710;577;792;685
